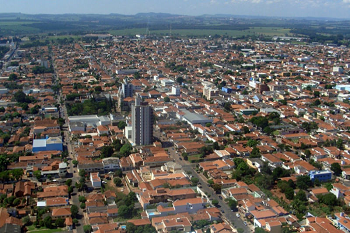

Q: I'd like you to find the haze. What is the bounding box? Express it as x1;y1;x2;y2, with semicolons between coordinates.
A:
1;0;350;19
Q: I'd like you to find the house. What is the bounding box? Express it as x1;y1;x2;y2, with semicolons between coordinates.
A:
51;207;71;220
308;170;332;182
152;215;192;233
90;172;102;189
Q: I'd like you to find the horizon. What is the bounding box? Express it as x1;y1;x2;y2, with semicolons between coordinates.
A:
1;0;350;19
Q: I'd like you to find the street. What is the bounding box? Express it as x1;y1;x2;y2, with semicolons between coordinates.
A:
163;136;251;232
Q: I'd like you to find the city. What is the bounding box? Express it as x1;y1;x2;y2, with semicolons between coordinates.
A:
0;8;350;233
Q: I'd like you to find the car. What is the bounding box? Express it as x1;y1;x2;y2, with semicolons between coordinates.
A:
236;213;240;218
179;157;182;160
219;196;223;200
221;210;224;213
244;221;247;226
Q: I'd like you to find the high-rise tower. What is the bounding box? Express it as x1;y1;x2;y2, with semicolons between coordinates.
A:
131;95;153;145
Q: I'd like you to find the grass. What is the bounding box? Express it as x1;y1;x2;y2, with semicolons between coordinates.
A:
27;225;64;233
113;209;143;223
188;154;204;163
109;26;291;37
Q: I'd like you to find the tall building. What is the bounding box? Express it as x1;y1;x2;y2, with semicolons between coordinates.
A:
131;95;153;145
121;82;133;98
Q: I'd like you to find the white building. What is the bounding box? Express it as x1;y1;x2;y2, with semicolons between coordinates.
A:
90;172;102;189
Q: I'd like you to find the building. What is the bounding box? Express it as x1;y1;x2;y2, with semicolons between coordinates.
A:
131;95;153;145
90;172;102;189
309;170;332;182
121;82;133;98
32;136;63;152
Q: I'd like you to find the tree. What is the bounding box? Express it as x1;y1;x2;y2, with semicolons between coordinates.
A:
114;177;123;187
164;96;170;102
55;218;65;227
336;139;344;149
22;215;30;225
118;205;133;218
176;76;184;85
83;225;92;233
331;163;342;176
79;196;86;203
318;193;338;206
79;169;86;178
114;169;123;178
212;199;219;206
72;160;78;167
14;91;27;103
65;179;72;187
285;188;294;200
80;202;86;209
247;139;258;147
117;121;127;130
212;183;222;193
191;177;199;186
43;216;52;229
34;170;41;180
13;198;21;206
296;175;313;190
9;73;18;81
71;205;79;218
120;143;132;156
101;146;114;158
227;199;237;210
295;190;307;202
255;227;266;233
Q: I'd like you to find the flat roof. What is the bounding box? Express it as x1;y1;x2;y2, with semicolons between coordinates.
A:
182;109;212;123
33;139;46;148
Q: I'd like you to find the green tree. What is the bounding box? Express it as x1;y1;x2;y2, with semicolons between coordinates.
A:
79;196;86;203
114;169;123;177
117;121;127;130
212;199;219;206
101;146;114;158
79;169;86;178
14;91;27;103
65;179;72;187
71;205;79;218
191;177;199;186
55;218;65;227
43;216;52;229
72;160;79;167
114;177;123;187
80;203;86;209
9;73;18;81
83;225;92;233
176;76;184;85
296;175;313;190
22;215;30;225
34;170;41;180
255;227;266;233
227;199;237;210
318;193;338;206
285;188;294;200
164;96;170;102
118;205;133;218
120;143;132;156
331;162;342;176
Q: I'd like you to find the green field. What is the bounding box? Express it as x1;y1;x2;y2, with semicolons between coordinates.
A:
0;20;40;34
27;225;64;233
109;27;291;37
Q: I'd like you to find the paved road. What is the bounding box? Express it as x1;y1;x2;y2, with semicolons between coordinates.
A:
53;61;84;233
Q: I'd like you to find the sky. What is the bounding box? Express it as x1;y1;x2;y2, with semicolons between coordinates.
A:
1;0;350;19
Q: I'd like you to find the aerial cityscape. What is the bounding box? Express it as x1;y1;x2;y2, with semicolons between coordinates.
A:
0;1;350;233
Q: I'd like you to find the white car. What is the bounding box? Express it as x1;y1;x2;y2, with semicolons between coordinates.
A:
236;213;240;218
